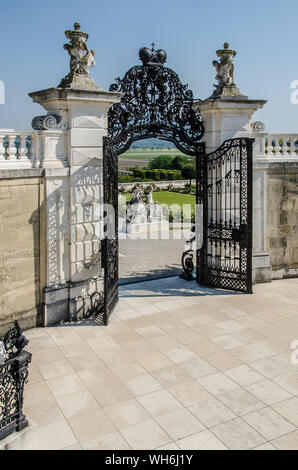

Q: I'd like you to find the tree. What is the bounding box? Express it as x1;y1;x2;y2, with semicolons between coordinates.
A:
148;154;174;170
171;155;189;171
182;164;196;187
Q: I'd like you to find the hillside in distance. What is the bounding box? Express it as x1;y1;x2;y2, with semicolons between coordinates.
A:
131;138;176;150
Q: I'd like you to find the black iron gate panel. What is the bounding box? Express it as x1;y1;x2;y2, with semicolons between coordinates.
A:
0;322;31;441
102;137;119;325
197;138;253;294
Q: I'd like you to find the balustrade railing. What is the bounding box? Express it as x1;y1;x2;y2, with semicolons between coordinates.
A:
0;322;31;441
0;131;37;167
265;133;298;156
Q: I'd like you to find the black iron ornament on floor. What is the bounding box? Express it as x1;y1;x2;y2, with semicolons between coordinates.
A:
180;225;196;281
0;322;31;441
108;44;205;156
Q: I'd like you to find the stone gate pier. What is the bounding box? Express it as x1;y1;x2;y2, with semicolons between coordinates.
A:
29;86;121;326
28;24;122;326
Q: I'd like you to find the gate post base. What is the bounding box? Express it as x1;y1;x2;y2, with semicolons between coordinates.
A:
180;273;195;282
252;252;272;284
43;278;104;326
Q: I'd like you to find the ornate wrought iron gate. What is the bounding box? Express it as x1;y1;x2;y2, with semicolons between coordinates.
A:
102;45;254;324
197;138;253;294
102;137;119;324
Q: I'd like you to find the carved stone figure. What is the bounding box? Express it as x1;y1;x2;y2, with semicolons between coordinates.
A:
127;184;147;223
210;43;245;99
146;184;155;206
130;184;144;205
125;183;169;227
59;22;101;90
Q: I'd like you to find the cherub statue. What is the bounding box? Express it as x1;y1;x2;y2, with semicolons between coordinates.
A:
79;48;96;75
130;184;144;205
211;43;240;98
146;184;156;206
127;184;147;223
212;55;235;89
59;22;97;87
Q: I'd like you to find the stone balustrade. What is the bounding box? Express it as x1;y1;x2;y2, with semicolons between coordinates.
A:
264;133;298;156
0;130;37;168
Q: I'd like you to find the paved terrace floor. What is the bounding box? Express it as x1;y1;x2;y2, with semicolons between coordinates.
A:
24;277;298;450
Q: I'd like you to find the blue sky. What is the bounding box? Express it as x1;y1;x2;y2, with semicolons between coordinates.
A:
0;0;297;131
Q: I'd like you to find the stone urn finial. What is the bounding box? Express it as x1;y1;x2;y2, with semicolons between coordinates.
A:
58;22;102;90
209;42;246;99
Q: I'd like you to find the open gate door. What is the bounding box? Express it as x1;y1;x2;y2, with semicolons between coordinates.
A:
102;137;119;325
197;138;254;294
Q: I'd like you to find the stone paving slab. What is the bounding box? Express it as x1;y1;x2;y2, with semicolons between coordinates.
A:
119;231;185;284
23;277;298;450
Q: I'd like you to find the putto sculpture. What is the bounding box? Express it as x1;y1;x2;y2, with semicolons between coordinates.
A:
210;43;246;99
59;22;101;90
119;184;169;235
32;22;102;130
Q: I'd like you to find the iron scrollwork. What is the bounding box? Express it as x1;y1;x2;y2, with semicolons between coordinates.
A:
4;321;29;359
102;137;119;325
0;322;31;441
108;44;205;156
197;138;253;294
180;226;196;281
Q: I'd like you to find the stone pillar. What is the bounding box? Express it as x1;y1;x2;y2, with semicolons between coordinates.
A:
194;98;266;154
193;43;272;284
193;98;272;284
29;87;121;326
252;156;272;283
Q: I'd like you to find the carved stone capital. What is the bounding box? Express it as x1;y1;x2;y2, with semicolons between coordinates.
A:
32;113;68;131
251;121;265;132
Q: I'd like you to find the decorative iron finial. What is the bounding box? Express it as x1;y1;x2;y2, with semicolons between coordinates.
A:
59;22;96;88
139;44;167;66
209;42;246;99
3;321;29;359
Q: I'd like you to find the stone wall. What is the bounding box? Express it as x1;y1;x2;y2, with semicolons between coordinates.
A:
0;170;44;335
267;163;298;278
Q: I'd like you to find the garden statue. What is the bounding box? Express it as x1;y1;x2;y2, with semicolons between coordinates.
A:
127;184;147;224
146;184;155;206
59;22;101;90
125;184;168;228
210;43;246;99
130;184;143;204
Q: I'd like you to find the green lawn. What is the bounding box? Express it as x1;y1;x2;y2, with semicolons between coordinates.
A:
120;191;196;212
153;192;196;212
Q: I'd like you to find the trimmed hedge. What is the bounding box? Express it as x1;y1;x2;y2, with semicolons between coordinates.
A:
132;168;182;181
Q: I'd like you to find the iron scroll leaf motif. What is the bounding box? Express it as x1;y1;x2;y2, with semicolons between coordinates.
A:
102;137;119;325
180;225;196;281
3;321;29;360
197;138;253;294
108;45;205;156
